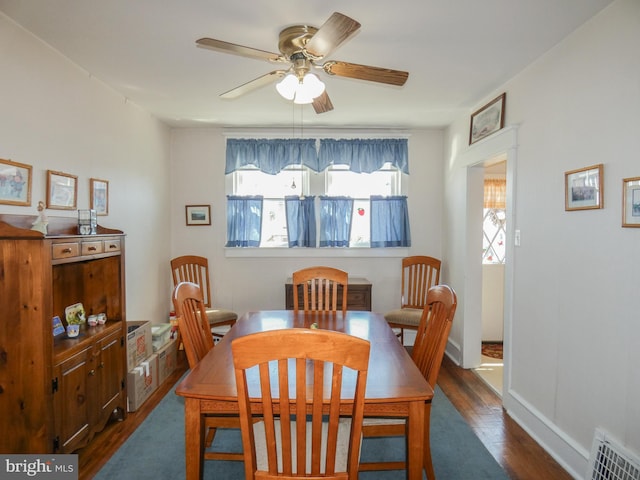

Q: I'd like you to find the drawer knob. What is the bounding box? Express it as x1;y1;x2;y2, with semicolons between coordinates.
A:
88;246;97;251
62;248;72;254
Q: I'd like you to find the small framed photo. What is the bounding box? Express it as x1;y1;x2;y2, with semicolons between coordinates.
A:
565;164;604;211
90;178;109;215
469;93;506;145
185;204;211;226
622;176;640;227
0;158;32;206
47;170;78;210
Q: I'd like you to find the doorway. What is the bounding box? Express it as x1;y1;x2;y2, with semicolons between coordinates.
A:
474;160;506;396
457;125;517;405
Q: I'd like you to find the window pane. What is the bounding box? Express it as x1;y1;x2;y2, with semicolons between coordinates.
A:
350;199;369;247
261;199;288;247
482;208;506;264
327;166;398;197
234;167;305;197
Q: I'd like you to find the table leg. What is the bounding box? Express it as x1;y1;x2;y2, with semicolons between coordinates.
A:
184;398;204;480
406;400;426;480
423;403;435;480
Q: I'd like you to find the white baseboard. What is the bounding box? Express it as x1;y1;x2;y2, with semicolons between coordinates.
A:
443;337;589;480
503;388;589;480
445;338;462;364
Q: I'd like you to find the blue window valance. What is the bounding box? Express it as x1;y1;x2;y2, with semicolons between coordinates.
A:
225;137;409;174
318;138;409;174
225;138;319;174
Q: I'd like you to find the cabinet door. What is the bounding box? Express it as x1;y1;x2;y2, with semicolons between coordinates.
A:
95;330;125;426
53;347;92;453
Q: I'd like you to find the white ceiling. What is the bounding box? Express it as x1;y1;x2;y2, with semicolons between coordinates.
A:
0;0;613;129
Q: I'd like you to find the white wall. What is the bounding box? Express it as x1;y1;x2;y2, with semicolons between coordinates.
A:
169;127;445;316
482;264;504;341
0;13;172;324
444;0;640;476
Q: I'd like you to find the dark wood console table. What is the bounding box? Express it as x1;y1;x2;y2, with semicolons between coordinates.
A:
285;277;372;311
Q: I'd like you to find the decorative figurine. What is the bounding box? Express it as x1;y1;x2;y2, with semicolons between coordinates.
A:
31;201;48;235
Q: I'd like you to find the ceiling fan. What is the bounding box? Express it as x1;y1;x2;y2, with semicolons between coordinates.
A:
196;12;409;114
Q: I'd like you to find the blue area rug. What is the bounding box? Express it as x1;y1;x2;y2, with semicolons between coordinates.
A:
95;377;508;479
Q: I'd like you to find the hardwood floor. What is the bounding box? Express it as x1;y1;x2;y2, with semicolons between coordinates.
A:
78;351;573;480
438;356;573;480
77;351;190;480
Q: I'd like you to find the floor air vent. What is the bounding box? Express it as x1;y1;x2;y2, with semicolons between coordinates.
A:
589;429;640;480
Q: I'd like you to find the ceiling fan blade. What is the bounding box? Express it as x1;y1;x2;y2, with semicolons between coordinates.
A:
196;37;283;63
312;91;334;114
323;60;409;86
220;70;288;99
304;12;361;59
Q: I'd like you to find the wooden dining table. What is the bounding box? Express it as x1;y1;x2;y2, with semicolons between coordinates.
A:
175;309;433;480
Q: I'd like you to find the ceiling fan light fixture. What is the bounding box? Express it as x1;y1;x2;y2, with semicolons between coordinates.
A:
276;73;325;104
300;72;325;98
275;74;298;100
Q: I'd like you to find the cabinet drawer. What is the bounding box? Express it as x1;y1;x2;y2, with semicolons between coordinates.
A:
103;239;121;253
52;242;80;260
81;241;103;255
346;291;369;310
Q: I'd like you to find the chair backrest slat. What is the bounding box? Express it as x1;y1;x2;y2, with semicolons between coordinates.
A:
232;328;369;479
171;255;212;308
412;284;457;388
292;266;348;314
401;256;441;309
172;281;214;369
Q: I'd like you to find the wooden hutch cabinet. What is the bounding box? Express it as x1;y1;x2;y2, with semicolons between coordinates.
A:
0;214;127;454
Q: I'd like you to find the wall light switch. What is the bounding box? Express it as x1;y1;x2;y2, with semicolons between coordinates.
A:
515;229;521;246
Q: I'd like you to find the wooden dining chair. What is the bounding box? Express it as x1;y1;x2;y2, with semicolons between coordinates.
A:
172;281;244;462
292;266;348;314
385;255;441;343
170;255;237;339
360;284;457;478
232;328;370;480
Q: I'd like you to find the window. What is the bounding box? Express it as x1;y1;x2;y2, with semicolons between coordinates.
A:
233;166;305;248
326;165;399;247
482;208;506;264
482;177;506;264
231;164;401;248
225;137;410;249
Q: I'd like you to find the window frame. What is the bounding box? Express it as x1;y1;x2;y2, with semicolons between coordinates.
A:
223;129;411;258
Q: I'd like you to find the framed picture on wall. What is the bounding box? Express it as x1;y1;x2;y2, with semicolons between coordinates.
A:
90;178;109;215
0;158;32;206
469;93;506;145
564;164;603;211
622;176;640;227
47;170;78;210
185;204;211;226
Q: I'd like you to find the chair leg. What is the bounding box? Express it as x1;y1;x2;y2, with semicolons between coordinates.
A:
424;404;435;480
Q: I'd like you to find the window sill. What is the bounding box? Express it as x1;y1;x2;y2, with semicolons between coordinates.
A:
224;247;410;258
